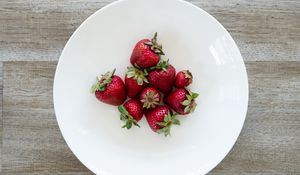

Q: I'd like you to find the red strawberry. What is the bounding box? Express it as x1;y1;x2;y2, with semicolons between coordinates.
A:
164;88;199;115
148;60;176;94
118;99;143;129
145;105;180;136
90;69;126;106
175;70;193;88
140;87;161;109
130;32;164;68
125;67;148;98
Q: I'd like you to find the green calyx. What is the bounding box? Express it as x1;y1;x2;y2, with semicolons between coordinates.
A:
126;67;149;85
157;112;180;136
144;32;165;55
118;105;140;129
90;69;116;93
149;59;169;72
183;70;193;79
181;90;199;113
141;91;160;109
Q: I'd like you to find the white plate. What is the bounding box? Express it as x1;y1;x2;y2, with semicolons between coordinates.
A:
53;0;248;174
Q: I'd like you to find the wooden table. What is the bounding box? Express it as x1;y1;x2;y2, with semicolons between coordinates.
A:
0;0;299;174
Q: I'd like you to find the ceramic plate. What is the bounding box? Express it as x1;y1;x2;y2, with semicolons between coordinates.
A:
53;0;248;174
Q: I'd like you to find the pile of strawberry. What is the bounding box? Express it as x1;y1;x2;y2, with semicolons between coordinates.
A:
90;33;198;136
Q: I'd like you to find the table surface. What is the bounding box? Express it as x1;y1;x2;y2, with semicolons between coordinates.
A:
0;0;299;174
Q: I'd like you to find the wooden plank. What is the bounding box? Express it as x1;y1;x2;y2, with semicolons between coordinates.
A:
0;62;2;172
190;0;300;61
2;62;91;173
210;62;300;174
0;0;112;61
0;0;299;61
1;172;94;175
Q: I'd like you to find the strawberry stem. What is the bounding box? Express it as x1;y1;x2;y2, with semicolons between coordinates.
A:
156;112;180;136
182;90;199;113
126;67;149;85
118;105;140;129
141;90;160;109
90;69;116;93
183;70;193;79
148;59;169;71
144;32;165;55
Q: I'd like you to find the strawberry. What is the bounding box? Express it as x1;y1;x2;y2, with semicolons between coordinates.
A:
145;105;180;136
90;69;126;106
118;99;143;129
148;60;176;94
175;70;193;88
164;88;199;115
125;67;148;98
130;32;164;68
140;87;161;109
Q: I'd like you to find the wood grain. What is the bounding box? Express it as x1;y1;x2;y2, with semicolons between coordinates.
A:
1;0;300;174
2;62;91;173
0;0;299;61
210;62;300;174
1;172;94;175
1;61;299;174
0;62;2;172
189;0;300;61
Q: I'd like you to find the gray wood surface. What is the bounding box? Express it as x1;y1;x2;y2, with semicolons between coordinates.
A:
0;63;2;172
2;62;91;174
0;0;300;174
0;0;299;61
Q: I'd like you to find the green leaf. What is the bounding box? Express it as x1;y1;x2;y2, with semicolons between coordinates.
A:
157;126;172;137
142;103;148;108
157;128;165;134
167;114;172;121
172;119;180;125
120;114;127;121
98;84;106;91
154;49;161;54
90;84;97;93
118;104;141;129
127;72;135;78
127;122;132;129
157;122;167;127
164;127;171;136
111;68;116;76
118;105;126;114
143;69;148;76
182;100;190;106
164;115;169;122
190;103;197;113
192;93;199;99
184;106;190;113
187;95;193;101
144;78;149;84
133;121;140;127
137;77;143;85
